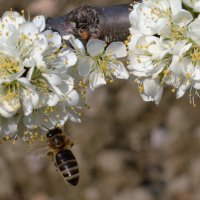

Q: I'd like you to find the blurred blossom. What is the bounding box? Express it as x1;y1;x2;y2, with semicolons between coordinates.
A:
151;125;167;150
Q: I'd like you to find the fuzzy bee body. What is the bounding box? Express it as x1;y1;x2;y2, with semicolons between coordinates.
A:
46;127;79;186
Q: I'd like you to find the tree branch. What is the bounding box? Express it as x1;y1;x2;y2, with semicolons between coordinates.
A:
45;4;131;43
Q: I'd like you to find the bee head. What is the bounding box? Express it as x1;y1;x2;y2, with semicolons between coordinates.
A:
46;127;62;138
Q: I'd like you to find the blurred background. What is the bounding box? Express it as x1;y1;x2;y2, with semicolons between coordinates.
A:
0;0;199;200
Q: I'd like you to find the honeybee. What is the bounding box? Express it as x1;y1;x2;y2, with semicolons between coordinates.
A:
28;126;80;186
46;126;79;186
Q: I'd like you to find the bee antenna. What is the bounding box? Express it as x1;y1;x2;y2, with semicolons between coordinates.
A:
42;125;50;130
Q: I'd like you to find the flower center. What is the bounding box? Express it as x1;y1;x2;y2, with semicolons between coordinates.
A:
99;60;110;76
141;1;170;21
0;52;20;79
191;48;200;64
31;70;51;93
171;25;187;40
1;82;20;110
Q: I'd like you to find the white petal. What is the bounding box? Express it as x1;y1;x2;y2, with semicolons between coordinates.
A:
68;112;81;123
169;0;182;16
194;2;200;11
169;56;183;75
32;34;48;54
5;68;25;83
44;94;60;106
0;107;15;118
176;82;191;99
73;38;85;55
23;112;40;129
53;80;72;96
61;50;77;68
87;39;106;56
2;11;25;27
109;61;129;79
187;31;200;45
194;82;200;89
32;15;46;32
26;66;35;81
129;4;140;27
182;0;193;8
44;30;61;47
21;90;39;116
78;56;94;77
17;77;35;90
34;53;47;70
143;79;163;104
187;17;200;45
23;57;35;68
193;67;200;80
173;10;193;27
66;90;79;107
0;102;17;118
62;35;71;40
43;73;62;86
63;34;85;55
89;71;106;91
105;42;127;58
0;115;20;135
19;22;38;38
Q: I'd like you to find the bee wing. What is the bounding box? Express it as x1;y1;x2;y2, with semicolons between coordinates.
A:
27;146;49;162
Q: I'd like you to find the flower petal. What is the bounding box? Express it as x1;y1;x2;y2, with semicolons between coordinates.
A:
42;73;62;86
19;22;38;38
87;39;106;56
63;34;86;55
169;0;182;16
78;56;94;77
89;71;106;91
21;89;39;116
44;30;61;47
173;10;193;27
44;94;60;107
176;82;191;99
32;15;45;32
66;90;79;107
60;50;77;68
105;42;127;58
0;115;20;136
109;61;129;79
142;79;163;105
0;101;18;118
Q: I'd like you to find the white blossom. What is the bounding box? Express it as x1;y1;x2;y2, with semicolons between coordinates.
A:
128;0;200;105
0;11;80;141
136;78;163;105
64;35;129;91
128;35;171;78
129;0;193;38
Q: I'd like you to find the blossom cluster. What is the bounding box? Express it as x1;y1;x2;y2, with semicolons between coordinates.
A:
0;10;128;143
128;0;200;105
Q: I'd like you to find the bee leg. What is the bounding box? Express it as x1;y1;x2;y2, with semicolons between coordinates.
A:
54;163;59;171
47;151;54;162
65;138;74;148
70;141;74;147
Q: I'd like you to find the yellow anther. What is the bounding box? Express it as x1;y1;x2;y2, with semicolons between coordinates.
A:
172;88;176;93
138;85;144;93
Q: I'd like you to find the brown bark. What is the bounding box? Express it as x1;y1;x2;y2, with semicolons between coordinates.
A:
45;4;131;43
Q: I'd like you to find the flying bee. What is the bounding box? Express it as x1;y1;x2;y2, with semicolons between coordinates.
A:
46;126;80;186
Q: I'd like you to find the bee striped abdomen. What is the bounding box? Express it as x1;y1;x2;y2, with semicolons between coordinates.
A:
56;149;79;186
